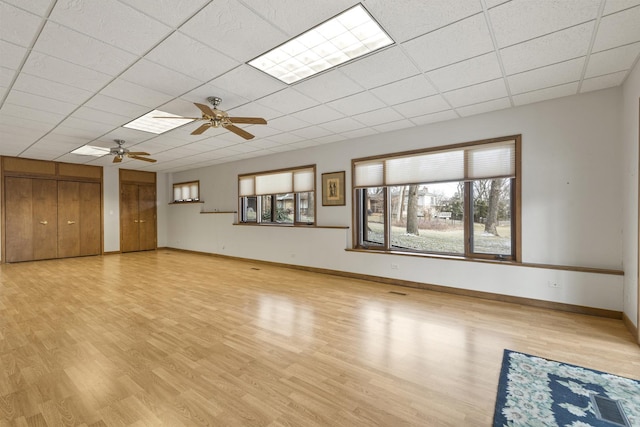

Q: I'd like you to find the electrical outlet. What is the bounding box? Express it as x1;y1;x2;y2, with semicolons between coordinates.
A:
391;263;399;270
548;281;560;288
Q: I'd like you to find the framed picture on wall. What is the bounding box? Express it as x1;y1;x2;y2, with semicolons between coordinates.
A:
322;171;345;206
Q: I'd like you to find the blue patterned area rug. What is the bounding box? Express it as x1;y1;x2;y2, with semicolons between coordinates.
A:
493;349;640;426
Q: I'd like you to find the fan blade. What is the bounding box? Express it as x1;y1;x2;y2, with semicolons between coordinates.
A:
153;116;201;120
228;117;267;125
191;123;211;135
113;156;122;163
129;155;157;163
225;124;254;140
194;103;215;117
127;151;150;156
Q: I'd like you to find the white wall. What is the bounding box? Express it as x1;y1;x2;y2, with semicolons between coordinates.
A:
103;167;120;252
622;61;640;327
160;88;626;311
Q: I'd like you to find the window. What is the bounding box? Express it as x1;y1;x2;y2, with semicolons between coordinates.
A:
172;181;200;203
239;165;315;225
353;136;520;261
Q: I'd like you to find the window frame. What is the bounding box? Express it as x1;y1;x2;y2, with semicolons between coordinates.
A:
238;165;316;226
172;180;200;203
352;135;521;262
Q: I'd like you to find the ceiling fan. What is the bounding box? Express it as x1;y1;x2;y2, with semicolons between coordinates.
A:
155;96;267;140
110;139;156;163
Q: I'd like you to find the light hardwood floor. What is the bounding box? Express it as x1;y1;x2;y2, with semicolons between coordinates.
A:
0;250;638;426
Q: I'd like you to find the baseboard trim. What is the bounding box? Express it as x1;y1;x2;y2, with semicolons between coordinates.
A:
103;251;121;255
163;247;623;320
623;312;639;344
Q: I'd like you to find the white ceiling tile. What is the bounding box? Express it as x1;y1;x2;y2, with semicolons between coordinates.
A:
0;67;14;87
266;115;311;132
208;65;287;101
489;0;600;48
265;132;304;144
239;125;281;139
341;127;379;139
1;40;27;70
370;75;438;106
392;95;451;118
256;88;318;115
366;0;482;42
159;98;206;117
0;123;48;139
228;102;282;121
242;139;283;150
339;46;420;89
592;6;640;52
119;59;200;96
443;78;508;107
239;0;357;36
410;109;459;126
84;94;150;118
585;42;640;77
500;22;593;75
290;105;344;124
293;69;364;103
146;32;239;81
12;73;92;104
326;91;386;116
0;103;65;125
5;89;77;115
323;117;367;133
100;79;174;107
512;82;579;106
580;71;628;92
485;0;510;8
180;0;287;62
455;97;511;117
3;0;54;16
72;106;129;127
22;52;113;91
0;113;55;132
0;2;42;47
427;53;502;92
33;22;137;76
49;0;171;55
603;0;640;15
92;128;154;146
55;117;115;136
402;13;493;72
268;143;298;153
508;58;584;94
373;119;414;133
352;107;405;127
314;134;347;145
119;0;211;27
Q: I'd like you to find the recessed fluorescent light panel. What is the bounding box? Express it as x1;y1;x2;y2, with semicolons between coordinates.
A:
71;145;110;156
123;110;195;134
248;4;393;84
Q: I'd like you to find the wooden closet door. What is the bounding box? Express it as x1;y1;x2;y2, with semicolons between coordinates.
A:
32;179;58;260
58;181;80;258
120;183;140;253
138;184;156;251
79;182;101;256
5;177;34;262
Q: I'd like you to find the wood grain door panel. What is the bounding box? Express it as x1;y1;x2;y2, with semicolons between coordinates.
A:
57;181;80;258
79;182;101;256
5;177;34;262
120;183;139;253
32;179;58;260
138;184;156;251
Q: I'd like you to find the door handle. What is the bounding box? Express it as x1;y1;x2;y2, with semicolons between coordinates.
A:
67;220;76;225
139;219;146;223
39;220;48;225
134;219;139;223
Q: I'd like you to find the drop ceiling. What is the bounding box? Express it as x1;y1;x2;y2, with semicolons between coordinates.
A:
1;0;639;173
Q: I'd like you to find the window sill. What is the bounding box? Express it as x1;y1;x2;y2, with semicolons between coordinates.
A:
169;200;204;205
201;211;236;214
345;248;623;276
233;223;348;229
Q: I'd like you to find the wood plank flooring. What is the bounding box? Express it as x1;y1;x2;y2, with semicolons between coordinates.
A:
0;250;638;426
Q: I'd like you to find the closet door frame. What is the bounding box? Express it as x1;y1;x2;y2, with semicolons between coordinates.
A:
1;156;103;263
119;169;157;253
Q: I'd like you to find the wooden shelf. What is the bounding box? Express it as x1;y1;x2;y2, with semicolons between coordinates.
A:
168;201;204;205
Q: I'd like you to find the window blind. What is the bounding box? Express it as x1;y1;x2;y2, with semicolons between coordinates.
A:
240;167;315;196
354;139;515;187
